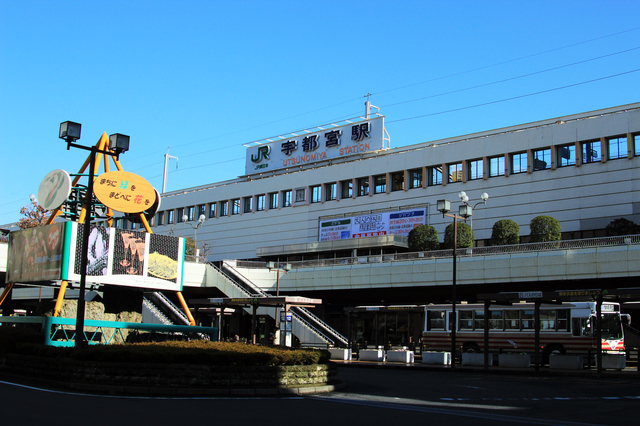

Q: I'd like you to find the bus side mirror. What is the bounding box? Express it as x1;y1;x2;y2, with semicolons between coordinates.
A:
622;314;631;326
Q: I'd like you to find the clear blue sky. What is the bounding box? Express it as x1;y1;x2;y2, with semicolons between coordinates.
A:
1;0;639;227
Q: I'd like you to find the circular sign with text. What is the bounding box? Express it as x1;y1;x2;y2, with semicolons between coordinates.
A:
38;169;72;211
93;171;157;214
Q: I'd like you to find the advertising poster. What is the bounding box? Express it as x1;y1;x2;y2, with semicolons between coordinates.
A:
319;208;426;242
5;223;66;283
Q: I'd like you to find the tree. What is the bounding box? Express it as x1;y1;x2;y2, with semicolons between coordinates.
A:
18;197;50;229
491;219;520;245
444;222;474;249
184;237;196;256
605;218;640;236
529;215;561;242
408;225;439;251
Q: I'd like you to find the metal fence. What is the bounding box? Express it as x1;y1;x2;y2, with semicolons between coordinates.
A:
233;234;640;270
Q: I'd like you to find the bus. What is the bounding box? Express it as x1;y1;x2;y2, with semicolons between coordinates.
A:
422;302;630;362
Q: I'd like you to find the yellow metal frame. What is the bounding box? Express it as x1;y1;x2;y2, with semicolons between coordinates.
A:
0;133;195;326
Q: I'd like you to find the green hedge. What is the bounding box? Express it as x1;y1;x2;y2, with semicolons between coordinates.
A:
0;327;330;366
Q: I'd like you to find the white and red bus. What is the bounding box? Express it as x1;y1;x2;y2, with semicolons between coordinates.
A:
422;302;630;361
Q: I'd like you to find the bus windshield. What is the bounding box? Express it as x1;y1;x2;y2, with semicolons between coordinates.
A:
601;314;623;340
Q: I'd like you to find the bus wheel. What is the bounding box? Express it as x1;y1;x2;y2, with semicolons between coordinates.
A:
543;344;566;365
463;343;481;353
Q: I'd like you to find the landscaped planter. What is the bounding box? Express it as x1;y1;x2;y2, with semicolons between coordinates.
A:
549;355;583;370
358;349;385;362
422;351;451;365
596;354;626;370
328;348;352;361
498;353;530;368
461;352;484;366
386;350;414;363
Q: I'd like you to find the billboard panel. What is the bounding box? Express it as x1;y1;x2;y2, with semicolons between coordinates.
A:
5;223;67;283
319;208;426;242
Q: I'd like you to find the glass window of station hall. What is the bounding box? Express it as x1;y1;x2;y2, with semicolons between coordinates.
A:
282;190;292;207
391;171;404;191
374;174;386;194
167;210;175;224
581;139;601;164
488;156;505;177
557;144;576;167
232;199;241;215
269;192;279;209
635;134;640;156
220;200;229;216
208;203;216;218
311;185;322;203
608;136;628;160
341;180;353;198
186;206;195;221
156;211;164;226
511;152;527;174
295;188;306;203
409;168;422;189
198;204;206;218
468;159;483;180
533;148;551;171
256;194;265;211
428;166;442;186
357;177;369;196
176;208;184;222
325;182;337;201
243;197;253;213
447;163;463;183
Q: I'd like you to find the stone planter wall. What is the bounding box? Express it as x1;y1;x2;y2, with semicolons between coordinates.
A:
0;354;339;389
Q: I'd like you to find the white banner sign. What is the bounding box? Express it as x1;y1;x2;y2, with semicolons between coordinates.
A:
319;208;426;241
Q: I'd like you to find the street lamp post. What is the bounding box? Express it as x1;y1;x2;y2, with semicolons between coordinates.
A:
458;191;489;230
183;214;206;261
59;121;130;349
437;199;472;369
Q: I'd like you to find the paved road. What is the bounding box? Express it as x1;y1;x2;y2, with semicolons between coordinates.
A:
1;366;638;425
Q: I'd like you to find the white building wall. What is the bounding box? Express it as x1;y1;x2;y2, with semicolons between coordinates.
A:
152;103;640;262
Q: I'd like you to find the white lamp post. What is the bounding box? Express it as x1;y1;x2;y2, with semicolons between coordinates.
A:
183;213;206;260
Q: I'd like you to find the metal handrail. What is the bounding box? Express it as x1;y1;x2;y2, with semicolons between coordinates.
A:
293;305;348;347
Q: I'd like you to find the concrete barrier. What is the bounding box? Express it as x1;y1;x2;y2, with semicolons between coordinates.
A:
328;348;352;361
549;355;583;370
596;354;626;370
358;349;385;362
498;353;531;368
422;351;451;365
461;353;484;366
386;350;414;363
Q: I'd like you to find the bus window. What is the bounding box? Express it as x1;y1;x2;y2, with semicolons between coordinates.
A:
427;311;445;331
489;310;503;330
522;310;535;329
557;309;568;331
573;317;591;337
601;314;623;340
474;310;485;330
459;310;473;330
540;310;555;330
505;310;519;330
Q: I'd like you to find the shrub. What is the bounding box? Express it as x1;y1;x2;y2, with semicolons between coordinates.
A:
444;222;474;249
605;218;640;236
529;215;561;242
408;225;440;251
491;219;520;245
0;326;44;354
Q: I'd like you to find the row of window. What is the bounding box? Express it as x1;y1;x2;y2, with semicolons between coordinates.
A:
427;309;570;332
116;133;639;229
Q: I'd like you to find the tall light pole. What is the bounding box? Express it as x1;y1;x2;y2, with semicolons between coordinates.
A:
183;214;206;261
458;191;489;230
59;121;130;348
437;199;471;369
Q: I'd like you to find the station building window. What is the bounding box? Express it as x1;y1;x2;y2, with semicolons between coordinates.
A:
428;166;442;186
468;159;483;180
357;177;369;196
198;204;206;218
581;140;601;164
186;206;195;221
391;172;404;191
256;194;265;211
341;180;353;198
635;134;640;156
295;188;306;203
608;136;627;160
220;201;229;216
269;192;279;209
243;197;253;213
533;148;551;171
156;211;164;226
373;174;386;194
557;144;576;167
282;190;292;207
511;152;527;174
488;156;505;177
232;199;241;215
447;163;463;183
408;168;422;189
167;210;175;224
325;182;337;201
208;203;216;218
177;208;184;222
311;185;322;203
